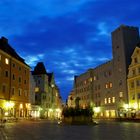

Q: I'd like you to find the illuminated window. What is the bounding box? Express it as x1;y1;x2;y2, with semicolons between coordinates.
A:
109;83;113;88
5;58;9;64
105;84;108;89
108;98;111;103
94;76;96;81
119;92;123;97
84;80;87;84
35;87;39;92
112;97;115;103
104;98;107;104
89;78;93;82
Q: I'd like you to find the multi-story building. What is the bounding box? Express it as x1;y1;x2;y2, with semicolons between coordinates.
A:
68;89;75;108
0;37;30;118
32;62;62;118
128;45;140;118
73;25;140;118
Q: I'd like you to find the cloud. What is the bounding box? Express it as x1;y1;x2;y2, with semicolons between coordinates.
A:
1;0;140;101
23;54;45;66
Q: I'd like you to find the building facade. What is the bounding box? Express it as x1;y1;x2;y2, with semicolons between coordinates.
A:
128;46;140;118
32;62;62;119
0;37;30;118
73;25;140;118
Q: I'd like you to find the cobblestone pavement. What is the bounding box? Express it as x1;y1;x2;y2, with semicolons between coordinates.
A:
1;120;140;140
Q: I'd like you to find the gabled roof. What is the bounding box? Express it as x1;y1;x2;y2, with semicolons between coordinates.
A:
0;37;28;66
32;62;47;75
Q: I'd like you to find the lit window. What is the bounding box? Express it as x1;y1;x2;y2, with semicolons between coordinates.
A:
5;58;9;64
112;97;115;103
110;82;113;88
119;92;123;98
108;98;111;103
105;84;108;89
105;98;107;104
94;76;96;81
35;87;39;92
84;80;87;84
89;78;93;82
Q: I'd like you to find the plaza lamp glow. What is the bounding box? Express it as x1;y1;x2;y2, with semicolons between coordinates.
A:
49;108;53;112
123;104;129;110
93;107;100;113
133;103;138;109
4;101;15;109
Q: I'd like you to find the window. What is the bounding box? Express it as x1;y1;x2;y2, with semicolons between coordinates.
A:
19;77;21;83
108;98;111;103
136;80;140;86
5;71;8;77
35;87;39;92
2;85;6;93
119;92;123;98
24;70;26;74
12;63;15;67
138;93;140;99
24;80;26;84
24;90;28;97
132;69;136;75
105;98;107;104
138;67;140;74
94;76;96;81
0;55;1;60
132;94;135;100
105;84;108;89
19;67;21;71
5;58;9;64
109;82;113;88
18;89;22;96
12;87;15;95
12;74;15;80
38;80;40;84
131;81;134;88
134;57;138;63
112;97;115;103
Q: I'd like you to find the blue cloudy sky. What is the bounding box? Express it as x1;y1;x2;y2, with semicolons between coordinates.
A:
0;0;140;100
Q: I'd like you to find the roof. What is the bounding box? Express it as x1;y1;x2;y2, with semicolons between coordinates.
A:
32;62;47;75
0;37;28;66
47;72;54;84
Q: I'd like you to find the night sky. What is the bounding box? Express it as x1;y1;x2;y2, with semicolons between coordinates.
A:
1;0;140;101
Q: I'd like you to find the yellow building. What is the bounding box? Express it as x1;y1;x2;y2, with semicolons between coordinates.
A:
0;37;30;118
128;46;140;118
